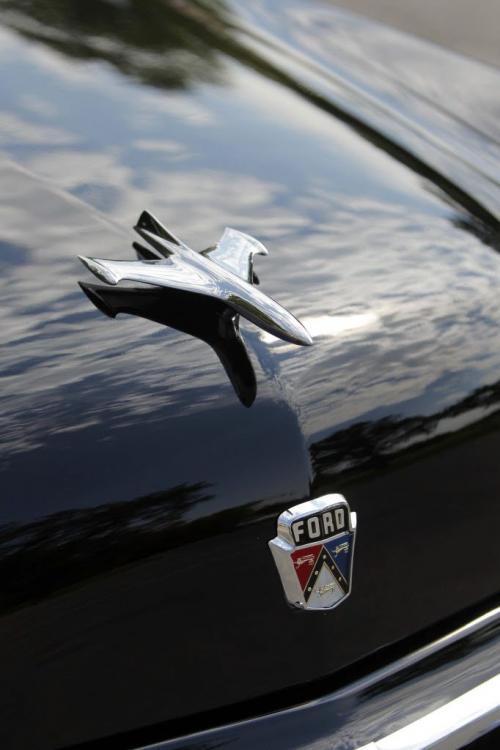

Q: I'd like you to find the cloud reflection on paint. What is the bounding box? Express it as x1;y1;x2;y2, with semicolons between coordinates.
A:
262;311;380;346
1;1;500;488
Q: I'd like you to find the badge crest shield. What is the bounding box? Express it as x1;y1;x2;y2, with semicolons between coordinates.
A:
269;495;356;611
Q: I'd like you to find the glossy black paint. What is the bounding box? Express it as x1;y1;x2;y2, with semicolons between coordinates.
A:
146;608;500;750
1;1;500;748
79;283;257;407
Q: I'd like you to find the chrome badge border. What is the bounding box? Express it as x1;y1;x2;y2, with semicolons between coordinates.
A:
268;494;357;611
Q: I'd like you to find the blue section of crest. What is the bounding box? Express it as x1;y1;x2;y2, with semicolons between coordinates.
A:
324;532;353;579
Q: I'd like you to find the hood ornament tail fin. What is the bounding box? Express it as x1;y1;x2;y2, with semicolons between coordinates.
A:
78;212;312;406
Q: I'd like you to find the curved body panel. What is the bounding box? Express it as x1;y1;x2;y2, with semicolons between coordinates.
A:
147;607;500;750
0;1;500;747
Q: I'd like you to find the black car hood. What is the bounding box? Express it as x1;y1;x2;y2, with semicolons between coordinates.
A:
1;2;500;748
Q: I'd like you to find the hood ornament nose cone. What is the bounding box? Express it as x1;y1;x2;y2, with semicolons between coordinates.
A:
78;211;313;405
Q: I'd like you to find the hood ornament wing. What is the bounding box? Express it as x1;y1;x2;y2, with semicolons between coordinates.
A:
79;211;312;347
78;211;312;406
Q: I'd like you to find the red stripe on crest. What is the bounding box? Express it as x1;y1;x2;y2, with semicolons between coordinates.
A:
291;544;322;591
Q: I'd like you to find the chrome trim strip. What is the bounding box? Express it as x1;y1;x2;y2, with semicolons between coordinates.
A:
139;605;500;748
359;673;500;750
332;605;500;701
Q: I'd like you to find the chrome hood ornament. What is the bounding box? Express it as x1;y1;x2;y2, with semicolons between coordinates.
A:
79;211;312;346
78;212;312;406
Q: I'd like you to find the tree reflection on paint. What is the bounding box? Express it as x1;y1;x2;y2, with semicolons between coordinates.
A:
0;0;231;89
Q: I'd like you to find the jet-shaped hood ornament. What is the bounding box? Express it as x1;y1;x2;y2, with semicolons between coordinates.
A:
78;211;312;406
